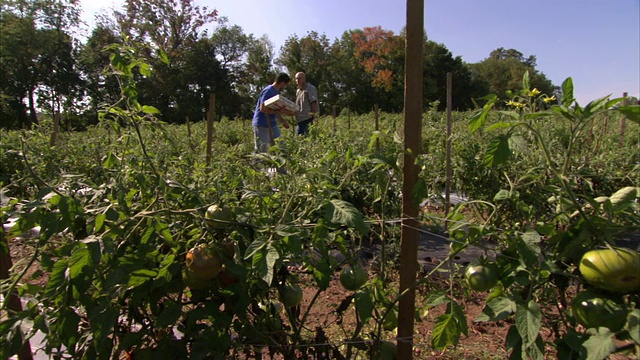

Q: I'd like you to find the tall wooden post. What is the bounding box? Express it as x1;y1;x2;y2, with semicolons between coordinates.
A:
398;0;423;358
206;94;215;166
374;104;380;152
619;92;628;148
50;111;60;147
445;73;453;221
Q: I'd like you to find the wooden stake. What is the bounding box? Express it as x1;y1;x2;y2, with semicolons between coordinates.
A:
619;92;628;148
374;104;380;152
50;111;60;147
445;73;453;223
398;0;423;358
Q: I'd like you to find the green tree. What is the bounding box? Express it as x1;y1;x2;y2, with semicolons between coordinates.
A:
0;0;83;129
181;36;230;120
76;25;123;124
469;47;556;101
209;18;254;118
422;39;486;110
235;35;276;118
113;0;219;122
0;11;38;127
323;30;374;114
276;31;334;110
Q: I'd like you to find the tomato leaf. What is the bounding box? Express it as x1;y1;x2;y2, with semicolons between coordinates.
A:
468;94;498;134
483;135;511;166
354;289;373;323
431;301;467;350
325;199;368;236
311;260;332;291
582;328;616;360
69;245;93;280
615;104;640;124
244;239;266;259
127;269;158;288
627;309;640;344
561;77;575;107
475;296;516;322
515;300;541;348
142;105;160;114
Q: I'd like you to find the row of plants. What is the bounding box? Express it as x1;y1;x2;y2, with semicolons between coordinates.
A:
1;45;639;359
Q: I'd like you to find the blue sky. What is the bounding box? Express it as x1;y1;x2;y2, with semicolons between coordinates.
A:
82;0;640;105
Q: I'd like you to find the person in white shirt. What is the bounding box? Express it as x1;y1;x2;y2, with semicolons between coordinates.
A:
294;72;319;136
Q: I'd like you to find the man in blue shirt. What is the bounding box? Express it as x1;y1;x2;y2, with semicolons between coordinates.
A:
252;73;294;153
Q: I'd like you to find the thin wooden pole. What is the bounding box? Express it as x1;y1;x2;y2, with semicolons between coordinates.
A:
186;116;196;152
398;0;423;358
619;92;628;148
445;73;453;224
374;104;380;152
206;94;215;166
50;110;60;147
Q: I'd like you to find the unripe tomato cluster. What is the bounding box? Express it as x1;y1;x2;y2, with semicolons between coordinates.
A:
571;247;640;332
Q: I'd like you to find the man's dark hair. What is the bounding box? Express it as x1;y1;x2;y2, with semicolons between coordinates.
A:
275;72;290;84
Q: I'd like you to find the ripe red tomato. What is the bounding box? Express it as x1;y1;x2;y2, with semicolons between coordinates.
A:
579;247;640;294
465;263;498;292
339;266;368;291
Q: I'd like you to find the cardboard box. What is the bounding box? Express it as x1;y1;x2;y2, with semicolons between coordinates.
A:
265;94;297;113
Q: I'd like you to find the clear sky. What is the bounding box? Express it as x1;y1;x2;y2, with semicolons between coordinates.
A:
82;0;640;105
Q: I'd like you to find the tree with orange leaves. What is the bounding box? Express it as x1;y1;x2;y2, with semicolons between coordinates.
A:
352;26;403;92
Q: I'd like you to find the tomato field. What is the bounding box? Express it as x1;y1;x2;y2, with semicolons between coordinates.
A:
2;56;640;360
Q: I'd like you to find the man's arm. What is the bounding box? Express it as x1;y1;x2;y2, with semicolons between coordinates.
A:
308;85;319;115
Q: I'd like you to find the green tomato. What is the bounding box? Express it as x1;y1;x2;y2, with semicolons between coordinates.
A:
339;266;368;291
205;204;233;228
572;288;628;332
579;247;640;294
280;283;303;307
465;263;498;292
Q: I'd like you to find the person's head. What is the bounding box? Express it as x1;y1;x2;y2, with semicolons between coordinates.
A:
273;72;290;90
295;72;306;89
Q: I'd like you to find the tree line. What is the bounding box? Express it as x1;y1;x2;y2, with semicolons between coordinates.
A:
0;0;557;130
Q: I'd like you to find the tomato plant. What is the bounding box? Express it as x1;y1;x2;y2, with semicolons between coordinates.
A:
579;247;640;294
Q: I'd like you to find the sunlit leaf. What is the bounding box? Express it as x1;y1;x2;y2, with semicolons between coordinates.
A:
561;77;575;107
483;135;511;166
